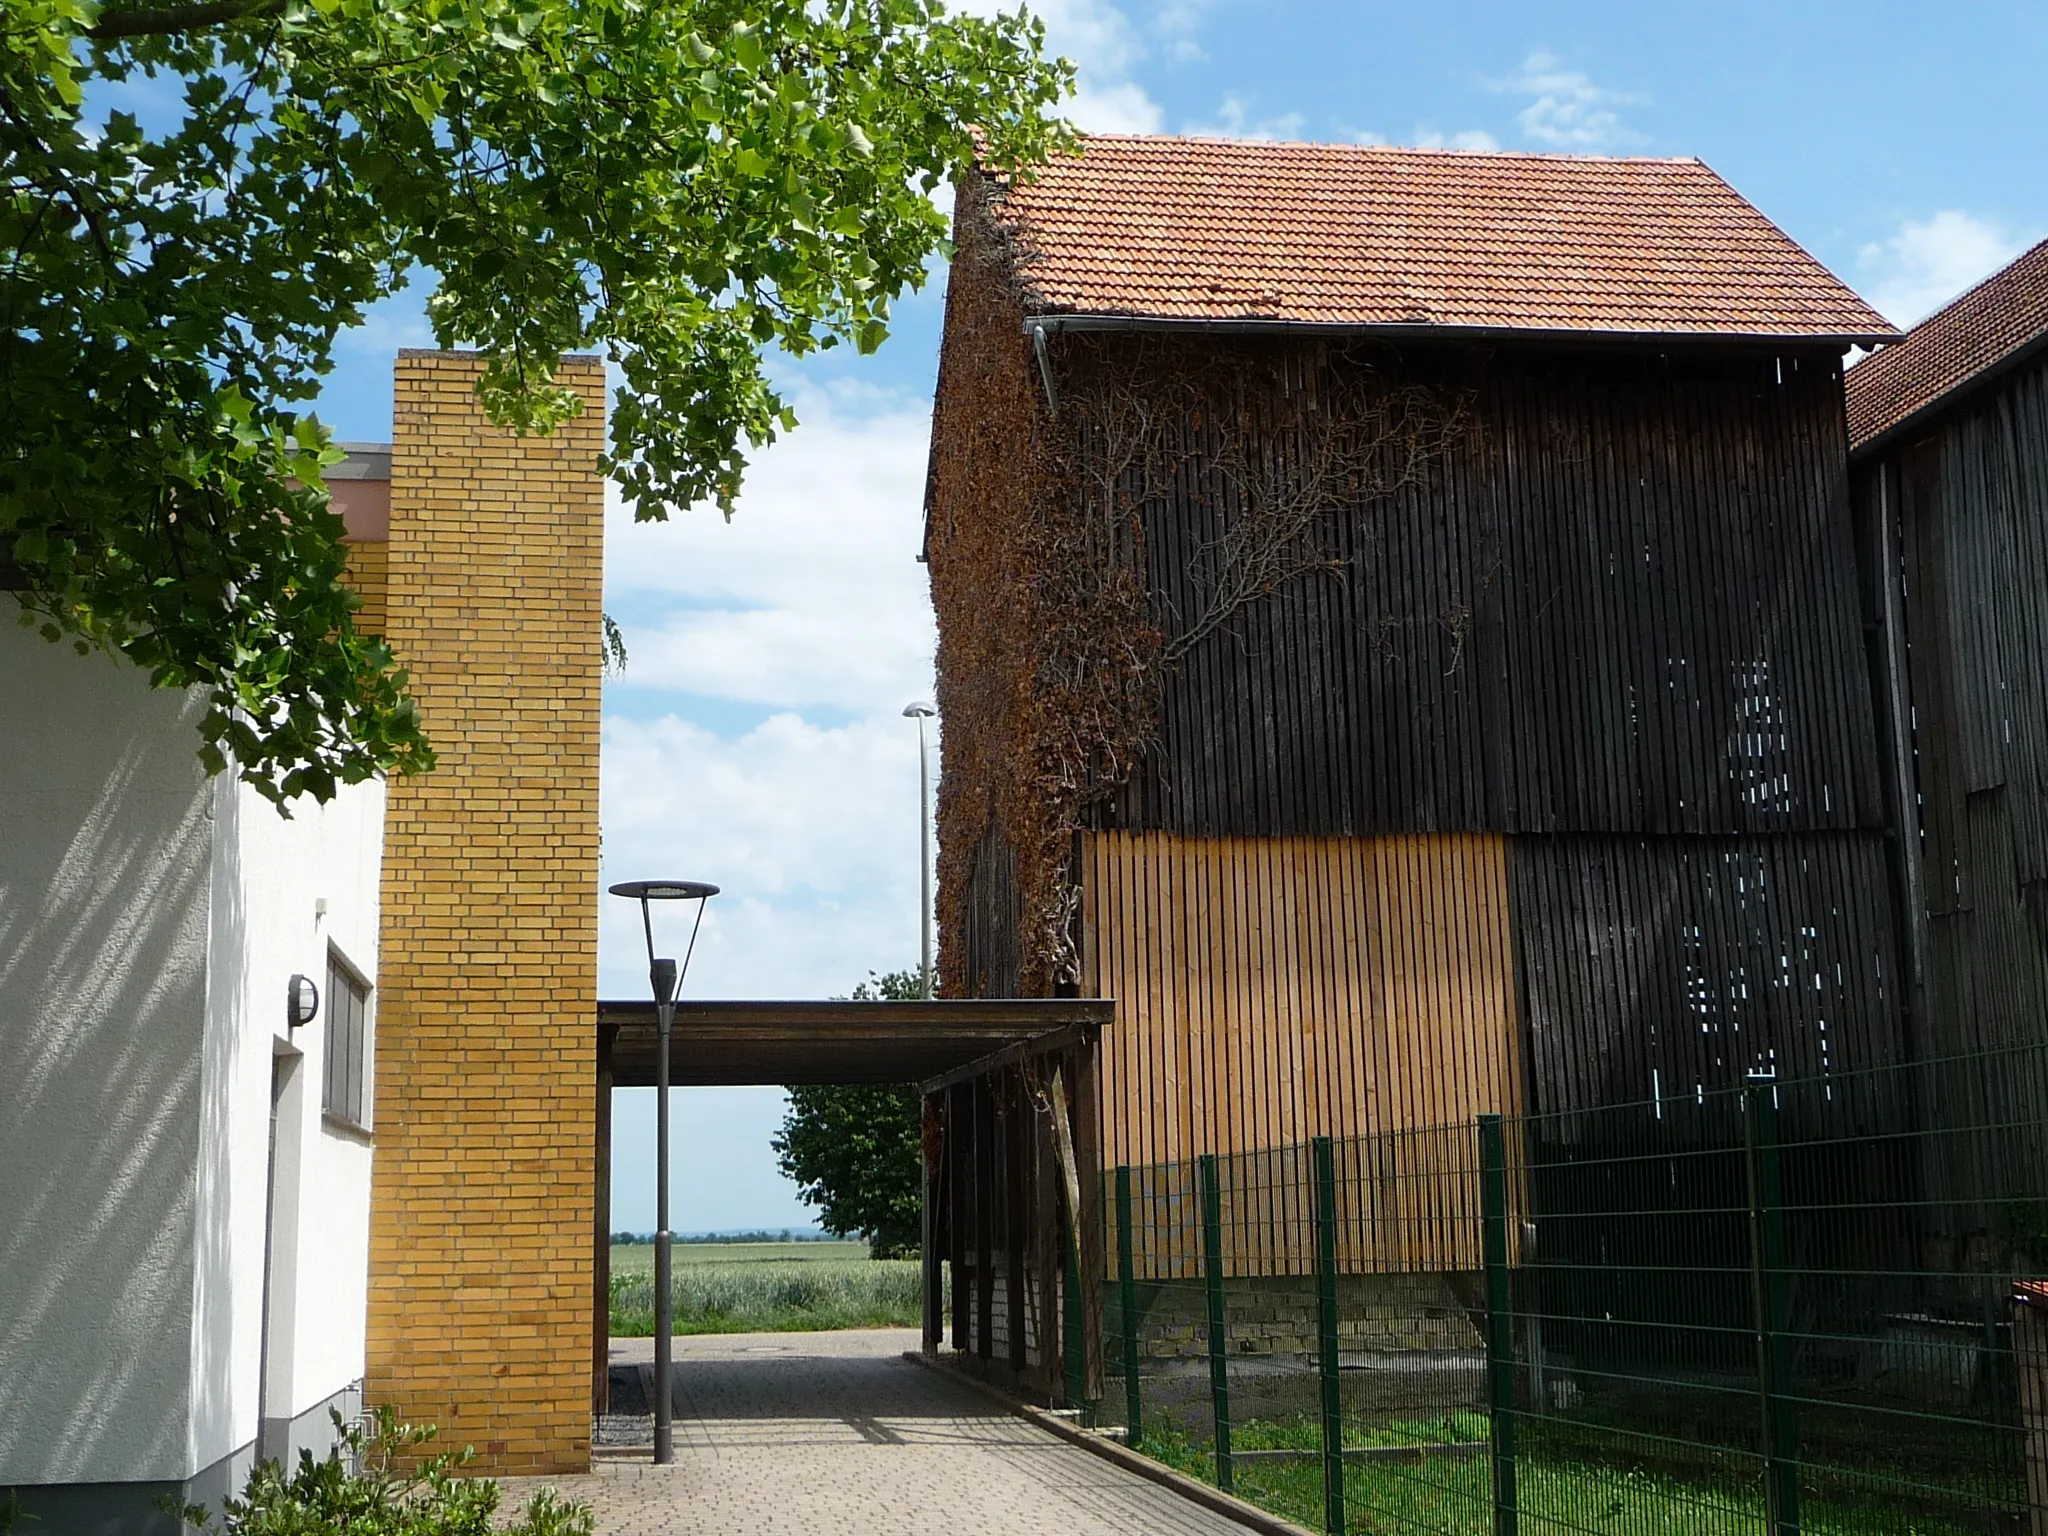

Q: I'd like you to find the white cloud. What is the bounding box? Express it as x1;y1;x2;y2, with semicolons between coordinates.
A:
604;385;934;711
1185;94;1306;142
1071;79;1165;134
600;380;937;992
599;711;931;1001
1857;211;2025;328
1412;126;1501;152
1152;0;1215;63
1489;50;1646;152
950;0;1171;133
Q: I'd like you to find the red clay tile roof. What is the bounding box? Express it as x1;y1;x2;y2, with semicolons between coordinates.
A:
1846;237;2048;453
982;135;1895;345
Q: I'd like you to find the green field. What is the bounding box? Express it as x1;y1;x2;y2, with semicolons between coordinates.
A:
608;1241;925;1336
610;1240;870;1274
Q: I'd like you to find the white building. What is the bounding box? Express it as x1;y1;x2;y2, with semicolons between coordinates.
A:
0;607;384;1531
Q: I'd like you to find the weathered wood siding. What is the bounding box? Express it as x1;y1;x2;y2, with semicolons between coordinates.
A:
1078;830;1519;1168
1095;348;1884;841
1510;834;1904;1133
1878;354;2048;1059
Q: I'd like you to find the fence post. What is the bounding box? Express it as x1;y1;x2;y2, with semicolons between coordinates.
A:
1314;1136;1346;1536
1744;1075;1801;1536
1199;1151;1233;1493
1479;1114;1517;1536
1116;1165;1142;1448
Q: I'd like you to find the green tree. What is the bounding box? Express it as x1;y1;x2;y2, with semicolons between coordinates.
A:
773;966;926;1258
2;0;1070;804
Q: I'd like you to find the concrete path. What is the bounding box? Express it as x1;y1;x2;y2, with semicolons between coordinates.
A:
498;1329;1252;1535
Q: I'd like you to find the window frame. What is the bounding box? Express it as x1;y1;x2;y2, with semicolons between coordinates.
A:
321;943;374;1134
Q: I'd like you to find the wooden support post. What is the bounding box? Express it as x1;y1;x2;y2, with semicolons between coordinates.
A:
975;1076;994;1362
1006;1070;1028;1376
1034;1076;1061;1396
592;1056;612;1418
1074;1041;1105;1407
950;1082;971;1350
922;1092;942;1355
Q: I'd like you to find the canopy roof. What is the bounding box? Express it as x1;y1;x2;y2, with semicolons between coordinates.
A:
982;134;1896;346
597;998;1113;1088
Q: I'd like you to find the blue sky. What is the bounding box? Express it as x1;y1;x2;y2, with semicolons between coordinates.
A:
311;0;2048;1233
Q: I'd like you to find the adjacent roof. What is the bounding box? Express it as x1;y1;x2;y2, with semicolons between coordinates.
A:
598;998;1112;1087
1846;237;2048;454
983;135;1896;346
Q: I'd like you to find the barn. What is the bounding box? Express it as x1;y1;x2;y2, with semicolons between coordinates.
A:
925;135;1902;1186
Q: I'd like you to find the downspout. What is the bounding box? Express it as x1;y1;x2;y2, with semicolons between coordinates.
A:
1030;320;1059;416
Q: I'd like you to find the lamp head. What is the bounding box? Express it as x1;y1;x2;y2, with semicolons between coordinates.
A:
609;880;720;901
650;956;679;1005
901;702;936;719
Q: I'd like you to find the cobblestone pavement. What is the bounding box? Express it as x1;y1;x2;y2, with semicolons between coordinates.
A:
498;1329;1252;1535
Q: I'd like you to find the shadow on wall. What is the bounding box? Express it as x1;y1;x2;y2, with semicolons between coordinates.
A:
0;629;219;1486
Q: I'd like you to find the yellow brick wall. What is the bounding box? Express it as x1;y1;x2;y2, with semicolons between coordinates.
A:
343;539;389;637
366;351;605;1475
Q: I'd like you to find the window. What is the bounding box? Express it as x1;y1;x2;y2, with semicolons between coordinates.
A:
323;948;372;1128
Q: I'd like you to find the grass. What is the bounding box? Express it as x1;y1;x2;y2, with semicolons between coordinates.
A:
1135;1413;2009;1536
608;1240;926;1336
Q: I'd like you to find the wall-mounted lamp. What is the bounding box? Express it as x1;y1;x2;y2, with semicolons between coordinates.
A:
286;974;320;1030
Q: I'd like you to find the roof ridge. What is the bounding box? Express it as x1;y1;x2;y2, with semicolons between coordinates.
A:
1064;130;1706;167
1900;233;2048;336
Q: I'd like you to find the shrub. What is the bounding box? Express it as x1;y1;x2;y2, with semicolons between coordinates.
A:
176;1407;591;1535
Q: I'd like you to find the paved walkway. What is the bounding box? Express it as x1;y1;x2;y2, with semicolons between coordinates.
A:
499;1329;1251;1535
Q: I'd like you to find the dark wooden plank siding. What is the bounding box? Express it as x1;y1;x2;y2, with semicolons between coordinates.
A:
1509;832;1903;1129
1868;351;2048;1061
960;826;1023;1002
1093;347;1884;842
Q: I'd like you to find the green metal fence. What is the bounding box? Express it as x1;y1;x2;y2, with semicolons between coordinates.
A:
1098;1043;2048;1535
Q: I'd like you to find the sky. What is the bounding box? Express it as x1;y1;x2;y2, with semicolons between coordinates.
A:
306;0;2048;1234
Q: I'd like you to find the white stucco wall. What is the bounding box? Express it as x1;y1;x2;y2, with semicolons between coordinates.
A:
0;622;384;1488
0;627;213;1484
187;767;383;1473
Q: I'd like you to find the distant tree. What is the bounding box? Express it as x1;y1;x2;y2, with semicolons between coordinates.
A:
772;967;927;1258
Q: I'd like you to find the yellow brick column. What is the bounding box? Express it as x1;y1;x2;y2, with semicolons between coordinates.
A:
367;350;606;1475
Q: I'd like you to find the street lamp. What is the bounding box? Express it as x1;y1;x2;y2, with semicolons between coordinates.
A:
902;702;936;1000
606;877;718;1464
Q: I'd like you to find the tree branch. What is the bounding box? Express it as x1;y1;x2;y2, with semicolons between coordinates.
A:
86;0;281;41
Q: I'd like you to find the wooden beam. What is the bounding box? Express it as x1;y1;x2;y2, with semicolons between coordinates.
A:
921;1020;1101;1096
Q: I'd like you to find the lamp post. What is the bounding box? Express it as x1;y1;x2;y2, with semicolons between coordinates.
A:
902;702;936;999
607;878;718;1464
